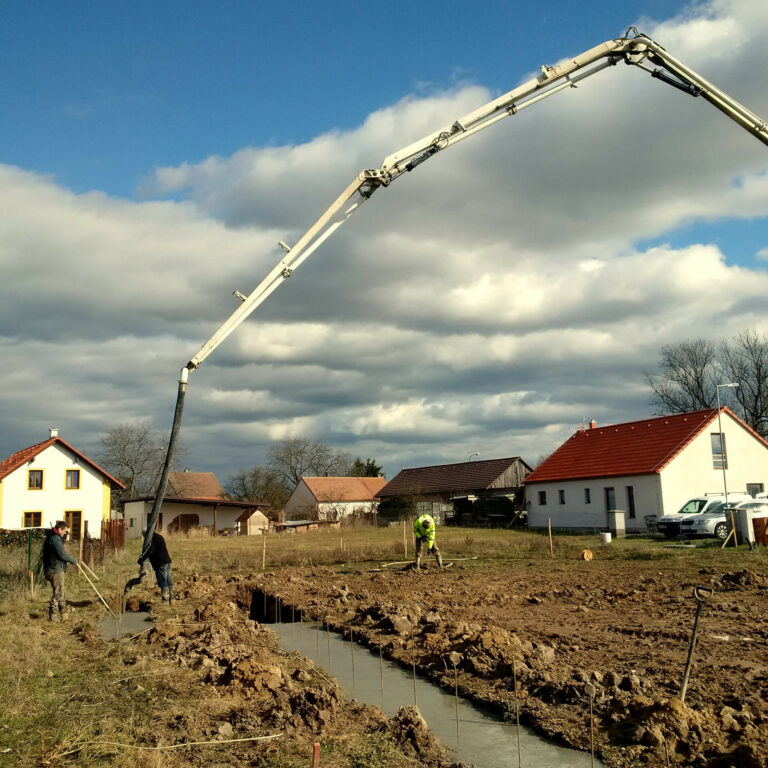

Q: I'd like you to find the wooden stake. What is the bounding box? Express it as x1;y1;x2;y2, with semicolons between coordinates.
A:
350;628;355;686
548;517;554;556
403;521;408;558
312;741;321;768
262;534;266;571
720;528;734;549
513;658;521;768
731;509;739;546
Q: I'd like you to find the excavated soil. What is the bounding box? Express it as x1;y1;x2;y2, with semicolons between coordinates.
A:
114;573;466;767
252;557;768;768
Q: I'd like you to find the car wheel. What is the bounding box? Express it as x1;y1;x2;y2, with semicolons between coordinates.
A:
714;522;728;540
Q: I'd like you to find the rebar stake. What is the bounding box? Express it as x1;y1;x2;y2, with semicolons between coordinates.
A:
453;661;460;740
513;658;521;768
411;622;417;707
590;693;595;768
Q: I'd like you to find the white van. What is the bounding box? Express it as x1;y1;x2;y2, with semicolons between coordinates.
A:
656;494;751;539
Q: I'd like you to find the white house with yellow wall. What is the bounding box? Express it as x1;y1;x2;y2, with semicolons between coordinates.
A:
0;428;125;538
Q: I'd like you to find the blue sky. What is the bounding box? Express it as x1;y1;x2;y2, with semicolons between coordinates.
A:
1;0;767;484
3;1;686;195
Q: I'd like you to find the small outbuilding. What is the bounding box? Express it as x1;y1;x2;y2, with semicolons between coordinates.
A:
525;408;768;533
376;457;532;523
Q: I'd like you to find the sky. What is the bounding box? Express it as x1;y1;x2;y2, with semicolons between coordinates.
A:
1;0;767;485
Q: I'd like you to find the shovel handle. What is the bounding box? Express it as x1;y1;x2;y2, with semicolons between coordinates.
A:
693;585;713;603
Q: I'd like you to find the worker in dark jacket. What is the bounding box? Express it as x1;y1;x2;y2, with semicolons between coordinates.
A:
138;529;173;603
43;521;78;621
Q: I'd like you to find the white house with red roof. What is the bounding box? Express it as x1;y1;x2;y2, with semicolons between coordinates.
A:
525;408;768;533
284;476;387;521
0;428;125;538
123;470;269;537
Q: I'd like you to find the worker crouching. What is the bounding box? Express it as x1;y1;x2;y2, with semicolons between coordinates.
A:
413;513;443;570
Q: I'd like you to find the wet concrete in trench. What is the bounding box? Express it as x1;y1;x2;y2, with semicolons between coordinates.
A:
268;617;601;768
100;610;153;641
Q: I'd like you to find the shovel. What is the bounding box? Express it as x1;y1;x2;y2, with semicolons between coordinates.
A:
679;584;713;702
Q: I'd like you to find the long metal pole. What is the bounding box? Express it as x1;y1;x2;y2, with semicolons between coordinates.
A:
716;391;729;508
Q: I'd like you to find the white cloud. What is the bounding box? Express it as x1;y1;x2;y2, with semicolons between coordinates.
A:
2;0;768;481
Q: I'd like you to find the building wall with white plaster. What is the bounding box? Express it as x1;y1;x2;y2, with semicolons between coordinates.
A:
0;443;111;536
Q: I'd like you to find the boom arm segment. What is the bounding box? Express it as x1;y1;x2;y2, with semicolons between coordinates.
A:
136;31;768;571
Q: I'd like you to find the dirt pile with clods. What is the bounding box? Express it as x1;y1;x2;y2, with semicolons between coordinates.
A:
253;559;768;768
126;573;465;767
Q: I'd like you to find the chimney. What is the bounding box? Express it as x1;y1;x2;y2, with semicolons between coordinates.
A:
589;419;597;430
49;427;59;438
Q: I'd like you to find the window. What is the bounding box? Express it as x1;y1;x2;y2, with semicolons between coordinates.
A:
28;469;43;490
604;487;616;511
65;469;80;489
626;486;636;519
65;510;82;540
23;511;42;527
538;490;547;505
129;518;135;528
747;483;764;498
711;433;727;469
558;490;565;505
584;488;591;504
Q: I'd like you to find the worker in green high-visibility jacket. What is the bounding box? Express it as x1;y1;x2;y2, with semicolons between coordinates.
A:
413;513;443;570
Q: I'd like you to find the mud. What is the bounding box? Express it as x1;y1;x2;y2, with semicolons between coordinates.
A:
253;559;768;767
122;573;466;767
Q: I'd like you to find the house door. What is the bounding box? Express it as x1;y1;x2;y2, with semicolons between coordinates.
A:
604;487;616;512
65;510;82;540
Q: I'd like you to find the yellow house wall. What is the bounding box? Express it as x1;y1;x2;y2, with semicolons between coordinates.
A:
102;482;111;521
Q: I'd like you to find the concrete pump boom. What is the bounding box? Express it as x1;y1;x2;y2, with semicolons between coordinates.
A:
135;31;768;574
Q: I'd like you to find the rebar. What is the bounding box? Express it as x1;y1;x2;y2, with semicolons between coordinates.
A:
453;661;460;740
411;622;417;707
513;658;521;768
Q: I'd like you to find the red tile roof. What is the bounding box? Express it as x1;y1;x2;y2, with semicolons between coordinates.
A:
167;471;226;500
377;457;531;498
0;437;126;489
302;476;387;502
525;408;764;484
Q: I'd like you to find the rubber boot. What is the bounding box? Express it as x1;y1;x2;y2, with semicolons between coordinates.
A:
161;588;170;604
435;552;444;569
415;555;422;571
48;610;61;623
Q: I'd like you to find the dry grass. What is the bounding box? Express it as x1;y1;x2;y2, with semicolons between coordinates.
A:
1;525;763;767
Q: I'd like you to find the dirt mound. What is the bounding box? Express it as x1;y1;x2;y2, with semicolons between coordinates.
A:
384;706;450;766
716;570;767;589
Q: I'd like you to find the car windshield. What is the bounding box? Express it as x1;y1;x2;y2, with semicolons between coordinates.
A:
703;501;724;515
678;499;708;514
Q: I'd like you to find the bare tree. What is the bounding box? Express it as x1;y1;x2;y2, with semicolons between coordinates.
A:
645;338;719;414
97;423;186;500
720;330;768;436
267;437;352;489
224;466;291;511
